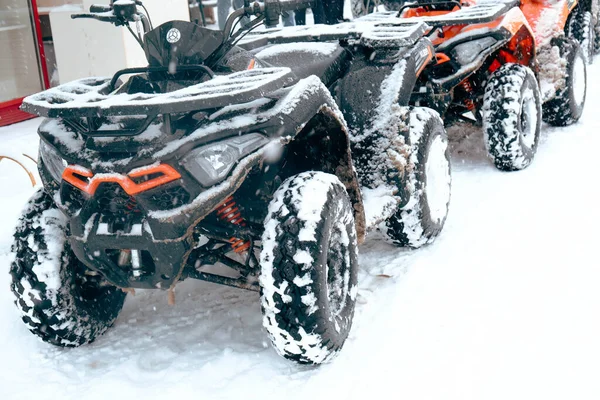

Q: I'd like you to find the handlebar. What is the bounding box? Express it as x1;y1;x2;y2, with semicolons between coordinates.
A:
72;1;142;27
71;12;119;23
73;0;313;31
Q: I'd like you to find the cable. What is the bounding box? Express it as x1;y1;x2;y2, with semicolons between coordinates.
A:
126;24;144;47
229;14;263;44
141;4;153;29
231;16;265;47
230;18;241;37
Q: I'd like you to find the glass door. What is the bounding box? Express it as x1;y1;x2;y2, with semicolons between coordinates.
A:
0;0;45;103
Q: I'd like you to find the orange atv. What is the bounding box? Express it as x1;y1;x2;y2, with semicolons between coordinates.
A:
368;0;588;171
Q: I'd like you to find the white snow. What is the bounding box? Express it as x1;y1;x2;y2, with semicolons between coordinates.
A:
1;46;600;400
424;134;451;223
293;250;314;265
255;42;340;59
537;42;568;102
361;185;398;228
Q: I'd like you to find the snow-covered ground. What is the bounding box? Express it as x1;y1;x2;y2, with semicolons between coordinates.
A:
2;67;600;400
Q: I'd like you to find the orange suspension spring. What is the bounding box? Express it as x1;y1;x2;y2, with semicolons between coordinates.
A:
216;196;251;253
460;79;476;112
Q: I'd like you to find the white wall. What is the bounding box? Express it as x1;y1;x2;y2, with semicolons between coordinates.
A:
50;0;190;84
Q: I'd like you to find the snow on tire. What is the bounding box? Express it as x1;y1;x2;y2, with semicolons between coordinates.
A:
567;9;594;63
10;188;126;347
483;63;542;171
383;108;451;249
595;16;600;54
260;172;359;364
542;37;587;127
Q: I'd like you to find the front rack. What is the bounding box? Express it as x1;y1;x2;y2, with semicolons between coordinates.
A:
21;67;294;119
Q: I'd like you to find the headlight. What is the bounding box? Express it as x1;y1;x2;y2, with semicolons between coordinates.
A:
182;133;269;187
452;37;497;65
39;140;67;183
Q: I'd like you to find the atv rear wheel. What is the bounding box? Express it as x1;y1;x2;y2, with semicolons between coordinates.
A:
483;63;542;171
542;37;587;127
10;188;126;347
382;108;451;249
595;16;600;54
567;8;595;63
260;172;358;364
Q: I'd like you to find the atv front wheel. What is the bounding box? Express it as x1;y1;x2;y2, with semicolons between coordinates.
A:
567;8;594;63
542;37;587;127
260;172;358;364
483;63;542;171
382;108;451;249
10;188;126;347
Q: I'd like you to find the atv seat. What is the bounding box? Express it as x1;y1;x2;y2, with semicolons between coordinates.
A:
252;42;350;87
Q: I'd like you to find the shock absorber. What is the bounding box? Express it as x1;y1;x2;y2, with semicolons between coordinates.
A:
459;79;476;112
215;196;251;253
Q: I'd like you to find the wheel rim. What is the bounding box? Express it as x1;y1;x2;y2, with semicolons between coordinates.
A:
425;134;451;224
572;53;586;107
519;87;538;150
326;225;350;317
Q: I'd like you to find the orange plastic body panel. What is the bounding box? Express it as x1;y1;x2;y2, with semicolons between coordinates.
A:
63;164;181;196
519;0;577;43
400;2;536;67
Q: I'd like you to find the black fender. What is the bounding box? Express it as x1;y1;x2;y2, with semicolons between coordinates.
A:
337;39;433;198
336;37;434;134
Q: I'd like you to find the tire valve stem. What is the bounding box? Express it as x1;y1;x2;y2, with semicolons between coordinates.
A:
216;196;251;253
460;79;476;112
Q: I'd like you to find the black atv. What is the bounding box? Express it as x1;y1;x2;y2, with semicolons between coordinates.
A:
11;0;451;364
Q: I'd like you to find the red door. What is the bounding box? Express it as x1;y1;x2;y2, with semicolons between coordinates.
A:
0;0;49;126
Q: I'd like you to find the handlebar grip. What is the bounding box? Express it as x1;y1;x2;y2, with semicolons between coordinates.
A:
71;12;118;22
71;13;91;19
89;4;112;13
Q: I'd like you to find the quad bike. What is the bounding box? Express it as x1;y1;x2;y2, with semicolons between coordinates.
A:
351;0;588;171
10;0;451;364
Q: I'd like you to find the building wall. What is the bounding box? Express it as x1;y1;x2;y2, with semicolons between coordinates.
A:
49;0;190;84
